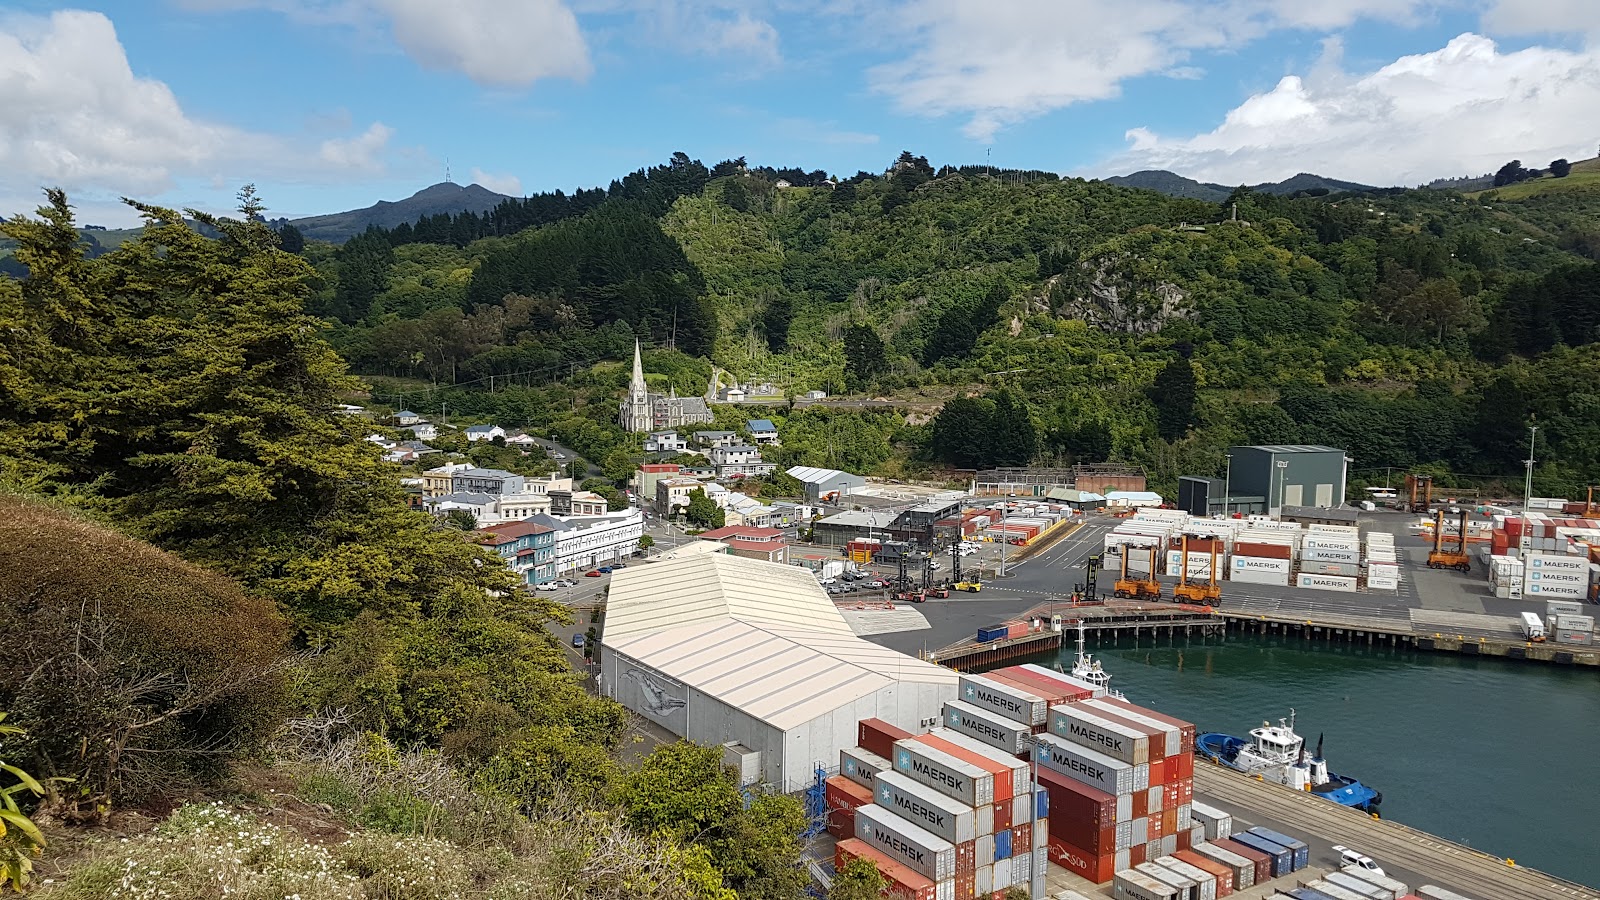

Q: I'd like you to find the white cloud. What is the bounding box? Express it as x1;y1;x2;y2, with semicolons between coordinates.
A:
470;167;525;195
1100;33;1600;186
0;10;397;221
1483;0;1600;37
180;0;592;86
863;0;1440;141
575;0;781;62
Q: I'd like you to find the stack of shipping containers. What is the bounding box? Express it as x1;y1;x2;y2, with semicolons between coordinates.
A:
1365;531;1398;591
1486;512;1600;603
1296;526;1361;593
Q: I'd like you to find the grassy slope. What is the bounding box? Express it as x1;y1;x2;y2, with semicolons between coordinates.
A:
1468;156;1600;200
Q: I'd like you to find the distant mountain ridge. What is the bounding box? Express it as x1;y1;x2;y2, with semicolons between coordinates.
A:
287;182;514;243
1103;169;1379;201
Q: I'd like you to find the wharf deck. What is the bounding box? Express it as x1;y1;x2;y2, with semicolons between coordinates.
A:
927;601;1222;668
1218;607;1600;667
1192;762;1600;900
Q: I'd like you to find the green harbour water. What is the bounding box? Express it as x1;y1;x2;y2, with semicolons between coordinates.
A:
1027;632;1600;889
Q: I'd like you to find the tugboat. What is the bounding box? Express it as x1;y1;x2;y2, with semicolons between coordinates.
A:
1061;622;1126;700
1196;710;1382;815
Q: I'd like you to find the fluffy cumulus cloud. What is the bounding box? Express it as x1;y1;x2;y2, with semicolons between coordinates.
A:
180;0;594;85
470;167;525;195
0;10;394;219
864;0;1440;141
1483;0;1600;36
1104;34;1600;186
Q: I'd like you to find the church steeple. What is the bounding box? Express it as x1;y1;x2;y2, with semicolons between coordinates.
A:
630;340;647;399
619;339;653;432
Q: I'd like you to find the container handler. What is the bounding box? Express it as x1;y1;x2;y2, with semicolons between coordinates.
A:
1172;535;1221;604
954;581;983;593
1113;543;1162;600
1426;508;1472;572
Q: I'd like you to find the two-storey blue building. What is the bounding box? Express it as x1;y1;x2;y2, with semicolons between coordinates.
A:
474;520;556;585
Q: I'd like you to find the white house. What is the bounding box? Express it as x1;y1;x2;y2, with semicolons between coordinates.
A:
406;422;437;441
366;434;397;449
505;433;539;447
745;419;780;446
722;386;747;403
709;445;776;478
394;410;422;426
802;390;827;401
464;425;507;443
646;431;689;453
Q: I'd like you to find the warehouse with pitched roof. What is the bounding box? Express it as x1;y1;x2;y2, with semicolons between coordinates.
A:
599;552;957;791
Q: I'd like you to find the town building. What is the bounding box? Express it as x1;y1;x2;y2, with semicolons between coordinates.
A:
568;490;611;516
424;492;498;521
529;510;645;575
618;341;713;433
785;465;866;504
422;462;472;498
645;431;689;453
475;520;557;585
810;509;886;548
407;421;437;441
464;425;506;443
692;430;739;449
504;433;539;447
709;445;776;478
393;410;422;426
723;494;776;528
599;553;957;792
972;464;1147;497
802;390;827;401
656;476;704;515
745;419;780;446
695;526;788;563
888;499;964;547
633;463;683;505
492;490;553;522
451;467;525;496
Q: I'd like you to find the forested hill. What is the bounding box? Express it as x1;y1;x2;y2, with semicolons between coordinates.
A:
188;152;1600;495
286;181;515;242
1103;169;1380;201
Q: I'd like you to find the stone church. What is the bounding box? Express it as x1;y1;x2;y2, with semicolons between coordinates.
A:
618;341;713;433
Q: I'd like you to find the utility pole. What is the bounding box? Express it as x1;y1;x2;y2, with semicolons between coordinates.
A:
1521;425;1539;559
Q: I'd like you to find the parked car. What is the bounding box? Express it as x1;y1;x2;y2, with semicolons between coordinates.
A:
556;579;576;588
553;452;566;460
585;570;602;577
535;583;559;591
611;562;627;569
597;566;614;574
819;577;837;585
571;634;585;648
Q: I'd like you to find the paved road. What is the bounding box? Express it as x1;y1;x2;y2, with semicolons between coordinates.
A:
527;435;601;478
1192;763;1600;900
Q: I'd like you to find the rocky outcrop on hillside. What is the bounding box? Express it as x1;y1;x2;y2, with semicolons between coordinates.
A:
1040;257;1192;334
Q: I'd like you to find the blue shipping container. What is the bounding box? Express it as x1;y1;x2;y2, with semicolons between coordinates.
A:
1228;832;1292;878
1286;888;1339;900
1247;826;1311;871
1034;788;1049;820
977;626;1009;642
994;827;1012;860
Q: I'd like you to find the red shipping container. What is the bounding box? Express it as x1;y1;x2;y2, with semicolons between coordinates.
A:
1130;842;1148;867
1149;757;1166;786
1164;782;1181;808
992;799;1012;832
1173;752;1195;780
1005;621;1031;639
1046;836;1117;884
1175;849;1234;897
824;776;872;838
836;838;937;900
1035;766;1121;828
912;734;1015;800
1132;789;1148;819
1161;808;1177;836
989;668;1080;707
1176;827;1192;851
1145;813;1164;840
980;670;1061;708
956;839;975;875
1000;666;1097;703
1179;780;1193;804
1012;822;1031;852
955;871;975;900
858;719;913;760
1233;541;1291;560
1218;838;1273;886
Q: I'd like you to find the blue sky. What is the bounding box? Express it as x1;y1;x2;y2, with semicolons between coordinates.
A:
3;1;1598;226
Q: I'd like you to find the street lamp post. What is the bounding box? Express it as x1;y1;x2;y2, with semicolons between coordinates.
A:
1222;453;1232;519
998;494;1012;578
1521;425;1539;559
1275;459;1289;518
1019;734;1044;899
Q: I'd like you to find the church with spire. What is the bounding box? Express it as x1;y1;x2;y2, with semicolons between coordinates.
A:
618;340;713;433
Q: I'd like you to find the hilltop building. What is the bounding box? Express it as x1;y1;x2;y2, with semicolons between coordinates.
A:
618;341;713;433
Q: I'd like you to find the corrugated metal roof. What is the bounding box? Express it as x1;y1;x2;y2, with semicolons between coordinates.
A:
786;465;860;485
606;618;955;729
1236;444;1344;454
605;552;853;641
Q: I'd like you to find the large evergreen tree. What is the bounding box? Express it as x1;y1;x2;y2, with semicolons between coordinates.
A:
842;322;886;389
1150;356;1198;441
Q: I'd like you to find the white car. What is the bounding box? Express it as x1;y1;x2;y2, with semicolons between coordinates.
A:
1332;846;1385;878
819;577;837;585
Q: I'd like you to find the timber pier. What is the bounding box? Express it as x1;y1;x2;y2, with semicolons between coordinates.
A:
1217;608;1600;667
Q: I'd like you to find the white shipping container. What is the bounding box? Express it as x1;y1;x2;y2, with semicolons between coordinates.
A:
1049;704;1151;765
1302;546;1362;564
1301;561;1360;577
1125;547;1159;576
992;852;1012;891
937;879;954;900
1340;866;1411;898
1081;699;1183;758
1547;600;1585;617
840;746;891;790
1303;536;1360;552
1554;614;1595;631
1136;862;1197;900
1415;886;1479;900
975;864;992;897
926;729;1031;798
1176;802;1191;830
1524;556;1588;597
1232;555;1291;574
976;833;993;862
1165;550;1217;579
1011;851;1031;886
1192;842;1254;889
1114;870;1182;900
1325;870;1397;899
1308;524;1361;535
943;700;1029;755
1230;566;1290;587
891;739;995;807
1306;879;1381;900
958;674;1048;726
872;770;978;846
1188;801;1231;838
854;803;957;882
1033;732;1142;794
1297;573;1357;592
1155;856;1217;900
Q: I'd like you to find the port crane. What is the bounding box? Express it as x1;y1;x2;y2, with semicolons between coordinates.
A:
1426;508;1472;572
1113;542;1162;600
1172;535;1221;604
1404;473;1433;514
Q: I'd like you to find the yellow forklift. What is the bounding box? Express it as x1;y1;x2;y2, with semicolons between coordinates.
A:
1172;535;1221;604
1113;543;1163;600
1426;508;1472;572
